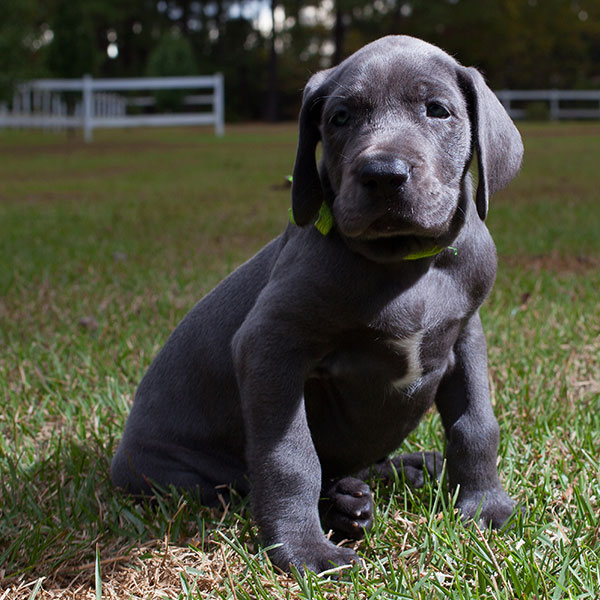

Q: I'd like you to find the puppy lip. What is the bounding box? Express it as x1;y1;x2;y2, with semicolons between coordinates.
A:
342;220;431;241
354;228;415;240
359;219;431;240
340;215;446;242
337;214;417;240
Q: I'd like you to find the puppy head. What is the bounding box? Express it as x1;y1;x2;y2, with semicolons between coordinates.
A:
291;35;523;262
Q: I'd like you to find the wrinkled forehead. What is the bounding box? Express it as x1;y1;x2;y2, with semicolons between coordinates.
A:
328;36;463;104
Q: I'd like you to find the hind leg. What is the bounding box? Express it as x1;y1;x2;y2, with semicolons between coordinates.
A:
357;451;443;488
111;435;248;505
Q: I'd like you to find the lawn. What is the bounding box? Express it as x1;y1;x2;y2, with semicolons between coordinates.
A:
0;122;599;599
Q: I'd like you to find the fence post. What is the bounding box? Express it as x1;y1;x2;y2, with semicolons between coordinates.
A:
82;74;94;142
22;85;31;115
214;73;225;137
550;89;559;120
12;91;21;119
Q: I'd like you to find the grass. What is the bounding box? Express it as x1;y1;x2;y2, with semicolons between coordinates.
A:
0;122;599;599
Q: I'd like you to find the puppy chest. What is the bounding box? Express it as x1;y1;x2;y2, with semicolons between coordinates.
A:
314;330;425;394
384;332;425;392
305;330;433;470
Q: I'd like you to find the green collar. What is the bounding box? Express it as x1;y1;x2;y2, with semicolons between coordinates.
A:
289;203;457;260
403;245;447;260
288;203;334;236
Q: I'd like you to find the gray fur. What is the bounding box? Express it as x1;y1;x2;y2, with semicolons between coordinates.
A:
112;35;523;573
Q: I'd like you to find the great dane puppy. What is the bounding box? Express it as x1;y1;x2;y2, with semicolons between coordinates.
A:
112;35;523;573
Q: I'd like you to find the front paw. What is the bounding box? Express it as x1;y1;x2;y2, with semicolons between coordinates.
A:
456;487;516;529
270;537;359;574
320;477;374;540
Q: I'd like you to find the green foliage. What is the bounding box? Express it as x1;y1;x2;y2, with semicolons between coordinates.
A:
146;32;198;111
0;0;39;101
3;0;599;121
345;0;600;90
46;0;98;78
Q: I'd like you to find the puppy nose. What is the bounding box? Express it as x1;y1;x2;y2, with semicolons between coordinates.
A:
359;156;410;196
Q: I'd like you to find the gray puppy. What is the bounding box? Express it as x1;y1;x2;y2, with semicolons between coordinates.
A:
112;35;523;573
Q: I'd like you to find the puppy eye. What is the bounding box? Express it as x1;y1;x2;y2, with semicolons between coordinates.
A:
426;102;451;119
331;109;350;126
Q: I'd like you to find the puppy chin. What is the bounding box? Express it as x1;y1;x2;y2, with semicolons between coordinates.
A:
335;202;462;263
340;232;439;264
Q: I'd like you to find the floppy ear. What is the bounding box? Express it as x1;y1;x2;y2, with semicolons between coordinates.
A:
458;67;523;220
291;69;332;226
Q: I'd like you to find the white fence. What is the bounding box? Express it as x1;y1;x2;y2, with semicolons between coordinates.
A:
495;89;600;120
0;74;225;141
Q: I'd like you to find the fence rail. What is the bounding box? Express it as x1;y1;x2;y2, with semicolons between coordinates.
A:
495;89;600;120
0;74;225;141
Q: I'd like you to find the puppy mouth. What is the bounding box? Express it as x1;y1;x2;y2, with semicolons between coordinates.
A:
353;216;441;242
339;201;447;238
344;230;444;263
356;224;428;241
332;192;456;261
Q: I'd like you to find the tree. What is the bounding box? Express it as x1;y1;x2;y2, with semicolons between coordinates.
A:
146;32;198;111
3;0;599;121
264;0;279;121
46;0;98;78
0;0;47;101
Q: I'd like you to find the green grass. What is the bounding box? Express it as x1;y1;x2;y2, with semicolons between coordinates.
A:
1;123;599;598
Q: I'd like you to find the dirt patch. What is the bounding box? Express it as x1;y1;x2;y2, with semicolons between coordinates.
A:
501;252;600;274
225;121;297;135
0;189;81;203
0;139;199;159
0;124;296;159
3;164;139;186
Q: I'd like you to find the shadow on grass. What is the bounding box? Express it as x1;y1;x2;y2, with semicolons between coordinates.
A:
0;434;253;585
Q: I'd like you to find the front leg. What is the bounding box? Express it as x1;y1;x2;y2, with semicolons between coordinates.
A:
233;322;358;573
435;312;516;528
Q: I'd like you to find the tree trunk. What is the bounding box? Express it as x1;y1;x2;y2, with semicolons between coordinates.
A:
265;0;279;121
333;0;345;65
